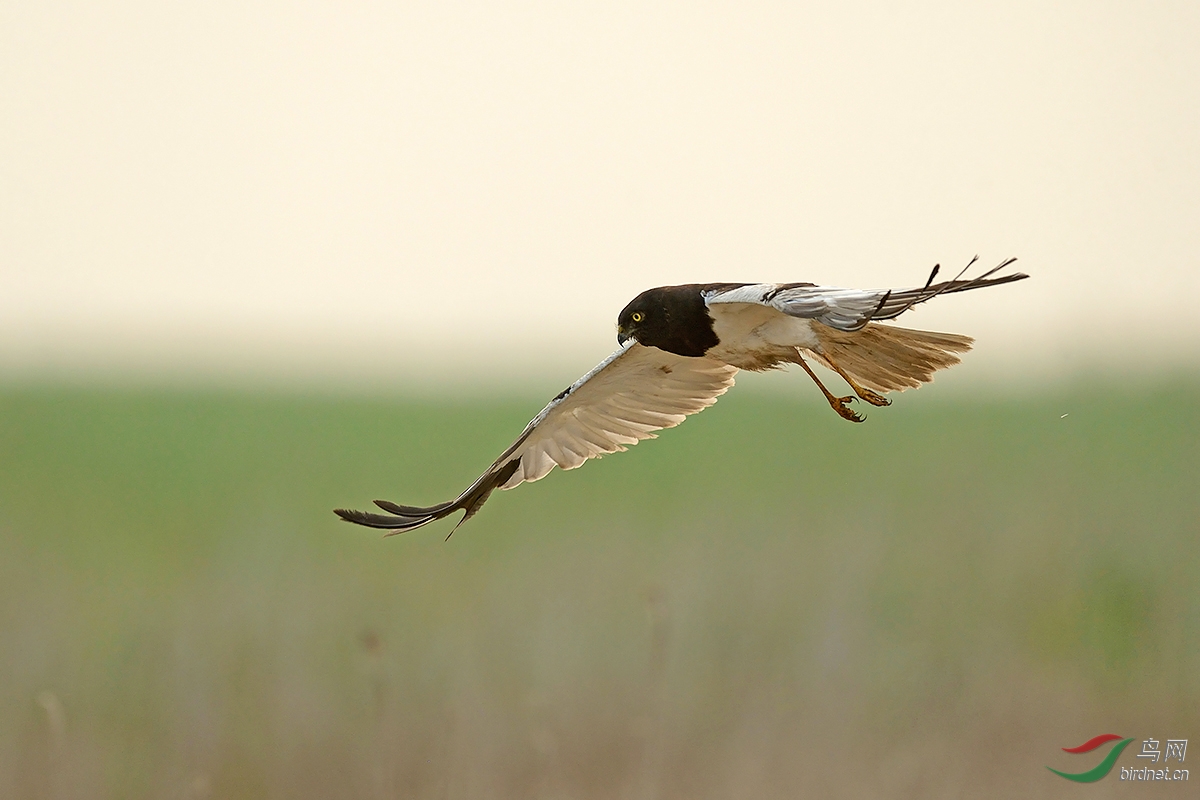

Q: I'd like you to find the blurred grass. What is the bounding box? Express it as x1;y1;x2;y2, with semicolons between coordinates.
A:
0;379;1197;798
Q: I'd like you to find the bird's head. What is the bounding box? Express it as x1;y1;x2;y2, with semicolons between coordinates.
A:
616;289;668;347
615;286;717;357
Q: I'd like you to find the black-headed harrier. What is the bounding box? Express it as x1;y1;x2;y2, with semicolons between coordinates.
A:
336;258;1027;535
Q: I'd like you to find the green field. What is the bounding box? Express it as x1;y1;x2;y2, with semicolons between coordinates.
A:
1;379;1196;798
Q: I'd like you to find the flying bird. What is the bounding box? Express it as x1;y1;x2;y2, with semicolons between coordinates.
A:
336;257;1027;536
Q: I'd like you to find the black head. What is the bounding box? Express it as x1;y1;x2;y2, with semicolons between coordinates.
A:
616;285;720;358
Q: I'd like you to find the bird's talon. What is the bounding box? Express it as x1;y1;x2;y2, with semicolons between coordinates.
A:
832;396;864;422
858;388;891;407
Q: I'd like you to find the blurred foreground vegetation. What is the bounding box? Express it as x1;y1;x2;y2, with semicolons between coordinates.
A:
0;378;1197;798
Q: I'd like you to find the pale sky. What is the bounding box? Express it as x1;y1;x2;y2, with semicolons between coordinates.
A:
2;2;1198;389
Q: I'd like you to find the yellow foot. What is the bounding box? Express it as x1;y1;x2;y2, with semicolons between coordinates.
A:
855;387;891;407
829;395;864;423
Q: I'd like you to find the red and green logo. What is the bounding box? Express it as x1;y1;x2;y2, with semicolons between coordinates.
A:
1048;734;1135;782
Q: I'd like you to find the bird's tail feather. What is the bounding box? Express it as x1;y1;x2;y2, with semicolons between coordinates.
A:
809;323;974;393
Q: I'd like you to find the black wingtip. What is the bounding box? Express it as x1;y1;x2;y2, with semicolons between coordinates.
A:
374;498;455;516
334;507;396;526
922;263;941;290
336;459;521;539
333;506;437;532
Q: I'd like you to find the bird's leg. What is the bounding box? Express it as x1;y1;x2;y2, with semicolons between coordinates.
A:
794;354;863;422
820;355;891;407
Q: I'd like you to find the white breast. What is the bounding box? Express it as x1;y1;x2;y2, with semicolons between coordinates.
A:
704;301;819;370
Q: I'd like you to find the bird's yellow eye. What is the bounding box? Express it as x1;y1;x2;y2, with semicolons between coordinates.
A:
631;311;644;322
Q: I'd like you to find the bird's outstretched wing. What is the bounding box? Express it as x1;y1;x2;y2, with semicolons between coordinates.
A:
704;256;1028;331
334;341;738;536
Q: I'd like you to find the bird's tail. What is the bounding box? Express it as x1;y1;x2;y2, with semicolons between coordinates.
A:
809;323;974;393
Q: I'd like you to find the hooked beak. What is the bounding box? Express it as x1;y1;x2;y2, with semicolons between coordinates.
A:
617;326;631;346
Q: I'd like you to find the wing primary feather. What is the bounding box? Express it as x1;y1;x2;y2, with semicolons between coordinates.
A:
334;458;522;536
874;256;1026;322
886;256;978;318
922;263;940;290
332;507;437;531
373;499;456;516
